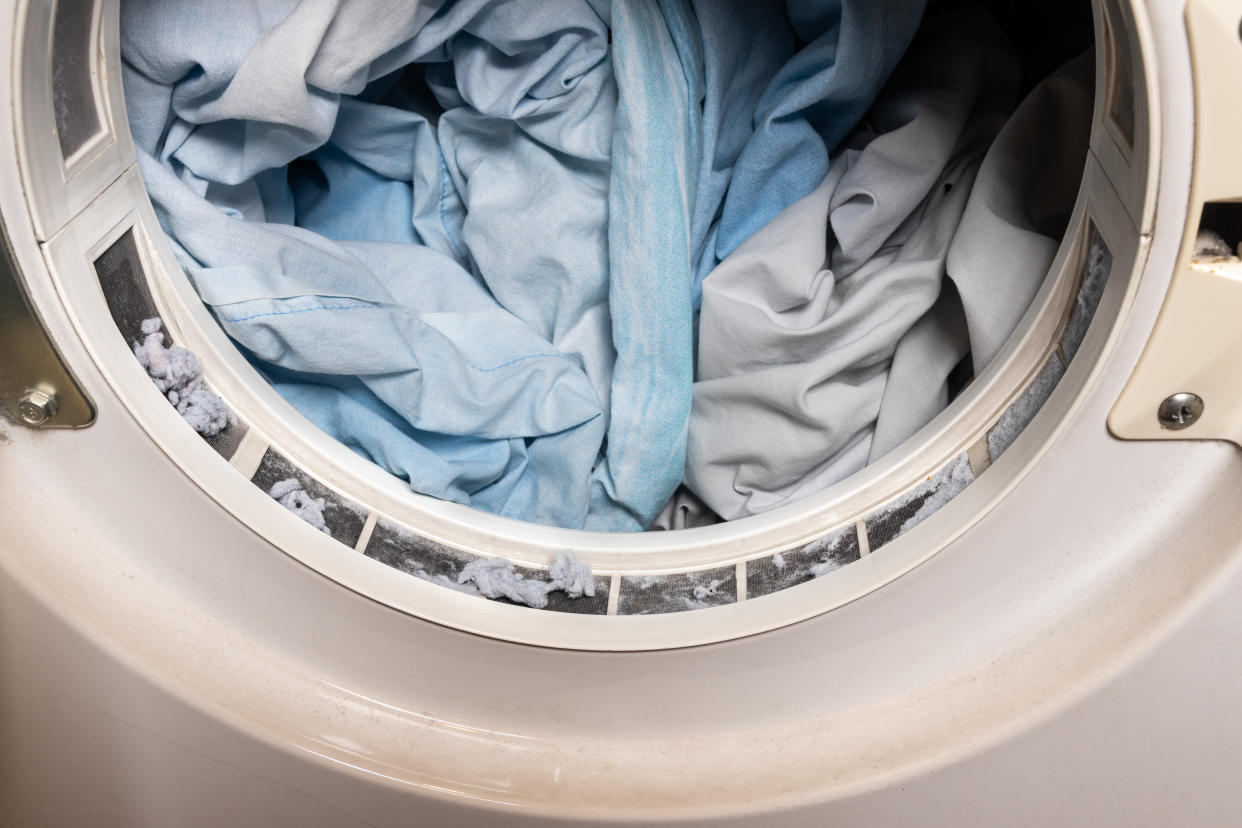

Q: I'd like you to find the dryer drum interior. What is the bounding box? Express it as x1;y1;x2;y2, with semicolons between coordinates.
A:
8;0;1158;650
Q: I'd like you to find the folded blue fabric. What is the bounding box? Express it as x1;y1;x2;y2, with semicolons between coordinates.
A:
122;0;916;530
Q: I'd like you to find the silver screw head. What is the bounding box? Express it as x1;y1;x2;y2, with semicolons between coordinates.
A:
18;388;59;426
1157;392;1204;430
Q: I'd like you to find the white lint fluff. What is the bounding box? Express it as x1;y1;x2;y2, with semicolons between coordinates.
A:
457;551;595;608
132;318;232;437
805;532;849;578
1194;229;1236;260
692;579;724;600
268;478;330;534
547;551;595;598
895;453;975;538
458;557;554;608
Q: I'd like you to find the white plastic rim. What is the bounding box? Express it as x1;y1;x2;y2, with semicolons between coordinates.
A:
11;0;1160;649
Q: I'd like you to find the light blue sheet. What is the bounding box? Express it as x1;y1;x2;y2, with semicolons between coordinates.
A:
121;0;917;530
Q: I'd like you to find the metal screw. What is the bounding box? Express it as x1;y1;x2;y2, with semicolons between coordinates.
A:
1157;392;1204;431
18;388;59;426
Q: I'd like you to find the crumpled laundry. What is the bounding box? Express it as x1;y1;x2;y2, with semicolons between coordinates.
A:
648;486;720;531
713;0;926;264
870;48;1095;458
268;478;331;534
457;551;594;608
132;317;233;437
685;11;1093;520
121;0;920;532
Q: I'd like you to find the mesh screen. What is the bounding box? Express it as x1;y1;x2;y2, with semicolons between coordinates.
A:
988;354;1065;463
200;394;247;458
52;0;102;159
864;453;974;551
618;566;737;615
1062;227;1112;361
542;577;610;615
747;525;861;600
250;448;369;547
84;214;1116;613
94;229;161;347
93;229;248;459
365;518;610;614
365;517;476;578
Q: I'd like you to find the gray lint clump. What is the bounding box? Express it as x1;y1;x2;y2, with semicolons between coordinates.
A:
457;552;595;609
132;317;232;436
268;478;330;534
547;551;595;598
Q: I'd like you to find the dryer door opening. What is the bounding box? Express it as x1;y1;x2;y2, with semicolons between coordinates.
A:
9;0;1156;651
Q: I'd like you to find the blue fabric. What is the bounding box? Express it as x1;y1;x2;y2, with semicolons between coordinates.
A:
586;0;701;530
121;0;918;530
715;0;926;262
